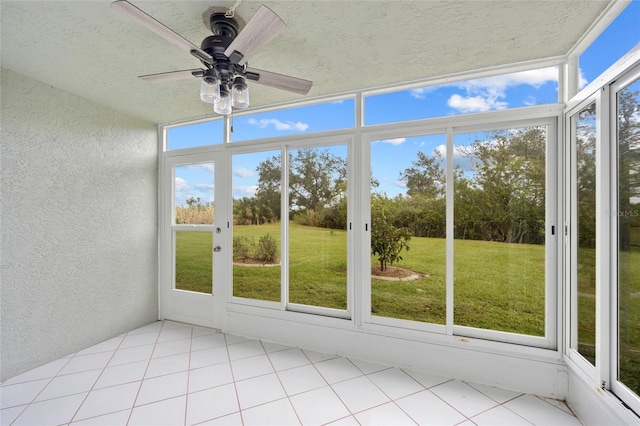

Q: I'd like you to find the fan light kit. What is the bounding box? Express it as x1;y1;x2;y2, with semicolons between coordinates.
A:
112;0;312;115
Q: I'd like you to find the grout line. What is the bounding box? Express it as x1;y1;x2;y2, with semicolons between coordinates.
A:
183;325;194;426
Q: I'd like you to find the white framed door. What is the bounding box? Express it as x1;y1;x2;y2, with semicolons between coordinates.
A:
160;151;229;329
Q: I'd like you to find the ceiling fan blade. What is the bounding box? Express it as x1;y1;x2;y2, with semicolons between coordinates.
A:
224;5;286;65
139;69;205;82
111;0;213;64
246;67;312;95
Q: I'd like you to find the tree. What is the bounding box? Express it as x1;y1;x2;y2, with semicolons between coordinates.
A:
255;154;283;222
400;150;446;199
371;194;411;271
289;148;346;212
458;127;546;244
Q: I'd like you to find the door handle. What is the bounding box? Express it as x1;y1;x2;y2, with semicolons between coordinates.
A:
213;246;221;252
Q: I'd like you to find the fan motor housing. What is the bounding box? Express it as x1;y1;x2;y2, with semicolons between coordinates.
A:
209;12;239;39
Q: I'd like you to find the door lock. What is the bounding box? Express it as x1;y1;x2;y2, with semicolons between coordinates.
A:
213;246;221;252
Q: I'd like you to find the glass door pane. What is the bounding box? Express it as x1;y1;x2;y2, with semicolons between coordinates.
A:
369;134;447;324
287;145;348;312
453;127;547;336
231;150;282;302
173;162;215;295
617;76;640;396
575;103;597;365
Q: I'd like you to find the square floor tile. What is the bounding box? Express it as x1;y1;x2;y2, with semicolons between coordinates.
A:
261;341;294;353
12;392;87;426
190;347;229;369
402;369;451;389
74;381;140;421
430;380;498;417
268;348;310;371
127;322;163;335
135;371;188;406
395;390;466;425
192;327;217;338
314;357;362;384
191;333;227;352
145;352;190;378
227;341;265;361
119;332;158;350
471;405;532;425
241;398;300;425
1;378;51;408
289;386;350;425
349;359;390;375
129;395;186;426
235;373;286;409
277;364;327;396
152;338;192;359
332;376;389;413
231;354;274;381
188;363;234;393
94;361;147;390
504;394;582;425
59;352;113;375
157;326;193;343
468;382;522;404
108;345;154;367
34;369;101;402
354;402;417;425
302;349;338;363
75;336;124;356
367;368;424;400
186;384;239;425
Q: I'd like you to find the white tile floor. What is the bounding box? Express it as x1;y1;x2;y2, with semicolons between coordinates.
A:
1;321;583;426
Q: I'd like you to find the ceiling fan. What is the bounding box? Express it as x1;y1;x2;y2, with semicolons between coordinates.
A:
111;0;313;114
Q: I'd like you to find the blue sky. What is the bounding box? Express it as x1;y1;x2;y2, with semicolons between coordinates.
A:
169;2;639;206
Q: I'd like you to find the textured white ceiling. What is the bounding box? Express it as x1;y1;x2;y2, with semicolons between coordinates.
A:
1;1;611;124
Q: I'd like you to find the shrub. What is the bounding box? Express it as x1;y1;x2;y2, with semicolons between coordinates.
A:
255;233;278;262
233;236;254;262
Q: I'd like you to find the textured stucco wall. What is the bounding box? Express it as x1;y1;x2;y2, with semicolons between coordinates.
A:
0;68;159;381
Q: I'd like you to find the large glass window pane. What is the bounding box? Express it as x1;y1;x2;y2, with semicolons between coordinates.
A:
232;151;282;302
166;120;223;151
370;135;446;324
288;145;348;311
365;67;558;126
617;77;640;395
231;99;355;142
575;103;597;365
453;127;546;336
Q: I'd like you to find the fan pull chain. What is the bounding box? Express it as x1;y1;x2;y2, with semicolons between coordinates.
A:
225;0;242;18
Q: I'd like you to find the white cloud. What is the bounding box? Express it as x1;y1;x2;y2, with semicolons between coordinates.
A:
378;138;406;145
394;180;407;188
248;118;309;131
233;167;254;178
410;87;436;100
578;67;588;89
447;94;507;113
195;183;214;192
186;163;214;172
175;177;189;191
